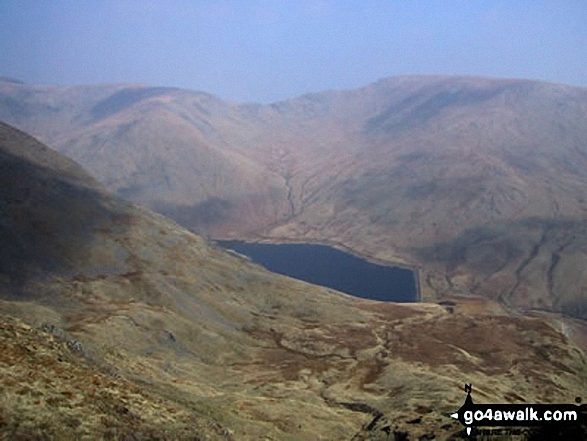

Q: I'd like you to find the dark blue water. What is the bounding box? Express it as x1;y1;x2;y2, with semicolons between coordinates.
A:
217;241;418;302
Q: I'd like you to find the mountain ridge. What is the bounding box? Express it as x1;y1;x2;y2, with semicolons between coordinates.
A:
0;120;586;439
1;75;587;321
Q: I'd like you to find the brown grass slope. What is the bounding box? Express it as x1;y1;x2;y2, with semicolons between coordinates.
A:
2;76;587;320
0;313;231;441
0;124;586;440
0;81;290;236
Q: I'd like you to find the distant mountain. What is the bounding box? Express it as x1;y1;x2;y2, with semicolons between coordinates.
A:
1;76;587;321
1;122;586;439
0;81;291;236
0;76;24;84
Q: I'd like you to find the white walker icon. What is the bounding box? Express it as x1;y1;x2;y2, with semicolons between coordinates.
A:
451;383;474;436
450;382;583;437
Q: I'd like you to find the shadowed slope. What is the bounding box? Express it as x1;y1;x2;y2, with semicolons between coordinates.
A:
2;76;587;320
0;81;290;236
0;122;131;293
0;123;586;439
3;76;587;322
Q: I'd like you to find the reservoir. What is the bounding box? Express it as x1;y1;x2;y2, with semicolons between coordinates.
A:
217;241;418;302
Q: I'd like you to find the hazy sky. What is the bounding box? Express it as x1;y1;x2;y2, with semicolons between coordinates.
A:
1;0;586;103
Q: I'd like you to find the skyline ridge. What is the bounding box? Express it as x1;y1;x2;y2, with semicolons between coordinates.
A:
2;1;586;103
2;73;587;105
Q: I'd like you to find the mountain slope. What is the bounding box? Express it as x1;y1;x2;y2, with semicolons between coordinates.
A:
0;123;586;439
0;312;232;440
4;75;587;319
0;82;291;236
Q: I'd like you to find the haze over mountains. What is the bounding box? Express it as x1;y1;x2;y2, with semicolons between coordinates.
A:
2;75;587;322
1;120;587;440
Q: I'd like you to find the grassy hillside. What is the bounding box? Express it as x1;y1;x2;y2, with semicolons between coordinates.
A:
0;122;586;439
2;76;587;319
